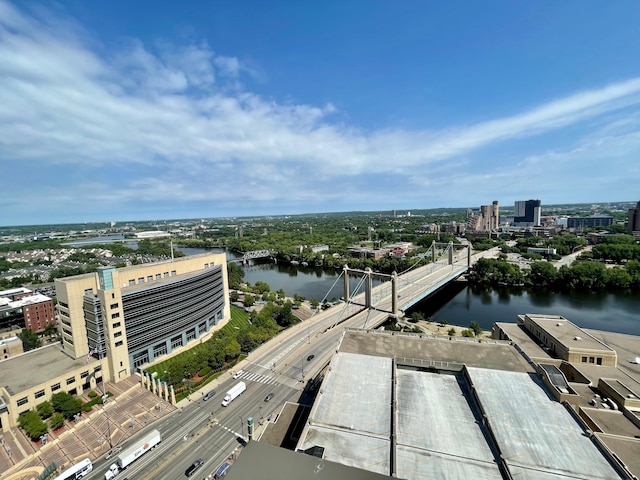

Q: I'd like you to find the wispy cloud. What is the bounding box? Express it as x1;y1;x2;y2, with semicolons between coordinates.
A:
0;0;638;223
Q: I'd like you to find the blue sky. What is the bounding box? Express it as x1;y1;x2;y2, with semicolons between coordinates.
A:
1;1;640;226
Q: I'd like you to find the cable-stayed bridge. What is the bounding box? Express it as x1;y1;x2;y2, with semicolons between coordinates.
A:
314;242;495;330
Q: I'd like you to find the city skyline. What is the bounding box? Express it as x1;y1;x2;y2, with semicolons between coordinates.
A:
1;1;640;225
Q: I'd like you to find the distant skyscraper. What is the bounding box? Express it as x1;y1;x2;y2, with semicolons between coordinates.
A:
469;201;499;232
629;201;640;234
514;199;541;226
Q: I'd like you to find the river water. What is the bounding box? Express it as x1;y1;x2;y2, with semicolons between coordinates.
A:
177;247;640;336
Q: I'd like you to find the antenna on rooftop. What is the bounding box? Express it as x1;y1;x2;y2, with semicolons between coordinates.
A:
170;240;174;261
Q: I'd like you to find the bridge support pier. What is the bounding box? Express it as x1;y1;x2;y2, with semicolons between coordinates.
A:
364;268;373;308
343;265;350;303
448;241;454;265
391;271;398;318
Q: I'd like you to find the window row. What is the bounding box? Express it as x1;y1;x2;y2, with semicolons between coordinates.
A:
128;270;178;286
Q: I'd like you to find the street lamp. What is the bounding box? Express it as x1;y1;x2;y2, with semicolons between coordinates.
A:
239;416;244;438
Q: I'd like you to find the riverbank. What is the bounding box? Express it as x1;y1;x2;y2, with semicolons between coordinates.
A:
408;319;492;339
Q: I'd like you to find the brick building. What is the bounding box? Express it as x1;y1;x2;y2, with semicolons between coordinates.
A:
0;288;56;333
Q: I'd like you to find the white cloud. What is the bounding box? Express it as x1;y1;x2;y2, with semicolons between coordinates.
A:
0;0;639;223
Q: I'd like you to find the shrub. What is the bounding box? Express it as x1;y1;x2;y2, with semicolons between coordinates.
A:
461;329;475;338
51;392;82;419
49;412;65;430
447;328;456;336
19;411;48;440
199;366;212;376
36;401;54;419
88;391;98;399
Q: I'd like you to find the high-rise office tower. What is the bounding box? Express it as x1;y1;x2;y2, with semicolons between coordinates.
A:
629;201;640;234
514;199;541;226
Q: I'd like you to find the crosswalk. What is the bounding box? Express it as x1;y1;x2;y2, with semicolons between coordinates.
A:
234;370;279;385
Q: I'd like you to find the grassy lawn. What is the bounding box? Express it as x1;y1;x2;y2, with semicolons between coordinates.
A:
223;305;252;332
146;306;250;380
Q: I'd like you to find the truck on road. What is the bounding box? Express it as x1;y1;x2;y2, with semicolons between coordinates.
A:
104;429;161;479
221;381;246;406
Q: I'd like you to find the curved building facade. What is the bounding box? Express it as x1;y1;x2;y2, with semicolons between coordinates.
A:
55;252;230;382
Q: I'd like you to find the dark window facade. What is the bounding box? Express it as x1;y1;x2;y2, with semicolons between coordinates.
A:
122;267;224;357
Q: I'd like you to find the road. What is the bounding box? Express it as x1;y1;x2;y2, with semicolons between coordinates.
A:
553;245;592;268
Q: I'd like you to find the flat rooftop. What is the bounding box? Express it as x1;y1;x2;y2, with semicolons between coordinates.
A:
0;344;96;394
468;367;621;480
339;328;534;373
297;330;626;480
523;314;615;354
226;441;391;480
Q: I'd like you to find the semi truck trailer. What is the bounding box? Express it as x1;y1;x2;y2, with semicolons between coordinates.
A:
104;429;161;479
221;381;246;406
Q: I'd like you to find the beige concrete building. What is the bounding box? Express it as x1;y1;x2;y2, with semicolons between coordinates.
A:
55;252;230;382
0;344;105;429
0;253;230;430
495;313;618;367
0;336;23;360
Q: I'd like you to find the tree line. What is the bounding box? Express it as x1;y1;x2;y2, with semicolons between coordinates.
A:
469;257;640;291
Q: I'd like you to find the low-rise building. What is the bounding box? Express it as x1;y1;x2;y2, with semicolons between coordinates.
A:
567;215;614;230
0;336;23;360
0;288;56;333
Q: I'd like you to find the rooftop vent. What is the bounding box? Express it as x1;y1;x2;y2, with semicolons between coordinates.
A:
556;323;563;327
574;336;582;341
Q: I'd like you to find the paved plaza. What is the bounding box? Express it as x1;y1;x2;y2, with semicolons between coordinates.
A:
1;376;175;480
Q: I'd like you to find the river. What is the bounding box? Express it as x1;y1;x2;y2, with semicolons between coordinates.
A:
176;247;640;336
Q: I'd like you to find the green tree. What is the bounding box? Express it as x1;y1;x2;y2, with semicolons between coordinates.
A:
36;401;54;419
18;411;48;440
229;290;239;302
447;327;456;336
18;329;41;351
243;294;255;307
528;261;558;287
51;392;82;419
227;262;244;289
469;321;483;337
42;322;58;338
254;281;271;295
605;267;632;289
49;412;66;430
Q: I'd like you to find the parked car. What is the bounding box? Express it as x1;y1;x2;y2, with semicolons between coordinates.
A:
232;370;244;379
264;393;274;402
306;354;315;361
185;459;204;477
203;390;216;401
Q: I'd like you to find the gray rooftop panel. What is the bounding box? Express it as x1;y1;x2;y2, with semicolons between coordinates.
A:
467;367;622;480
312;352;391;437
395;370;497;464
396;445;502;480
297;426;390;476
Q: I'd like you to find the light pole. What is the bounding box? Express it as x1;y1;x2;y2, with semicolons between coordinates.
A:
239;416;244;438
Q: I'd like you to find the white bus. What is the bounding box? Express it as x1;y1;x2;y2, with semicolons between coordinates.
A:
53;458;93;480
